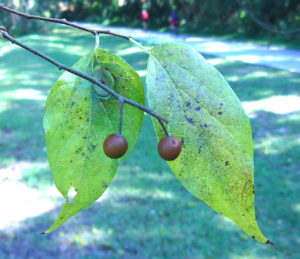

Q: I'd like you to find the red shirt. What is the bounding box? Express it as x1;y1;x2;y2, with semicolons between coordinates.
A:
141;10;149;21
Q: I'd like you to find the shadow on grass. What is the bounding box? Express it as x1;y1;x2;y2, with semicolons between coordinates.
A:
0;115;299;258
0;166;274;259
213;59;300;102
0;100;46;164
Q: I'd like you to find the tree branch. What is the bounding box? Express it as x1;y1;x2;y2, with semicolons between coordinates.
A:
0;4;131;40
0;29;169;126
237;0;300;36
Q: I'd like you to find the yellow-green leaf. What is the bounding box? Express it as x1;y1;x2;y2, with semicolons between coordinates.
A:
146;43;269;243
43;49;144;233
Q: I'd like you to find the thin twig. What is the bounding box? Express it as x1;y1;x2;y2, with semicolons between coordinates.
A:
0;4;131;40
0;29;169;126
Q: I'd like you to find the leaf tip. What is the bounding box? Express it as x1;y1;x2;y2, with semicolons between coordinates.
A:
265;240;275;246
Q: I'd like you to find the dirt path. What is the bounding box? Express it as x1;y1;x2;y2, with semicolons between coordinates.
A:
81;23;300;74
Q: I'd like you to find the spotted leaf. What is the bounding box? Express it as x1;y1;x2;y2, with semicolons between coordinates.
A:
146;43;269;243
43;49;144;233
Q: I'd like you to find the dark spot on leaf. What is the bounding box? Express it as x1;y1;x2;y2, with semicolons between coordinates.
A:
103;182;109;188
252;236;255;239
71;101;75;106
195;107;201;111
185;102;191;107
70;160;73;163
88;144;96;152
167;50;175;57
194;95;201;102
225;161;230;166
181;138;185;145
220;103;224;106
79;117;82;120
83;136;87;140
75;147;83;154
218;112;223;115
184;115;195;125
204;124;208;128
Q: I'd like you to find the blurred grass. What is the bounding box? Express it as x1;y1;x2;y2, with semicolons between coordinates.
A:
0;28;299;259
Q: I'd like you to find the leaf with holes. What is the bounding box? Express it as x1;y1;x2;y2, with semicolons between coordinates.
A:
43;49;144;233
146;43;270;243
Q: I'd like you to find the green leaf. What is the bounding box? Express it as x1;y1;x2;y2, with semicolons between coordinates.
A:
43;49;144;233
146;43;269;243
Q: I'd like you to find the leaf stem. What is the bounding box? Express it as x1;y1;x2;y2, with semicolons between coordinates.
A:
129;38;150;54
94;33;100;49
0;29;169;126
158;120;169;137
118;100;125;135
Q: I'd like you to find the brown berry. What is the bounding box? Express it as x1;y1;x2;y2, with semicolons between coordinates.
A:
158;136;182;161
103;134;128;159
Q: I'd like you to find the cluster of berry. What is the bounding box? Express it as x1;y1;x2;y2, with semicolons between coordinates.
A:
103;134;182;161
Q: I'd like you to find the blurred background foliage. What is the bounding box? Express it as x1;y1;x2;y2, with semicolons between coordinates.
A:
1;0;300;40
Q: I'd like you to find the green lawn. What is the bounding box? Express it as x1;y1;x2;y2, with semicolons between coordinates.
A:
0;28;299;259
157;24;300;50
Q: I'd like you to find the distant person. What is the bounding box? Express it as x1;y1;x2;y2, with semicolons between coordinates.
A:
141;9;149;30
169;11;180;35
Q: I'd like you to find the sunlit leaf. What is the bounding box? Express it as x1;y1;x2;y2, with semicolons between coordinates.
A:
146;43;269;243
43;49;144;233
